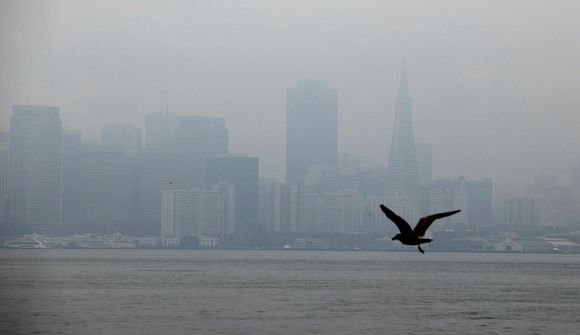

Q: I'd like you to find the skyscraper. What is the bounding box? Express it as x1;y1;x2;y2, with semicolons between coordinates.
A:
0;132;9;226
135;150;188;236
466;177;493;226
415;142;433;215
145;113;228;188
80;144;135;234
271;182;298;233
62;129;83;234
161;187;231;238
207;154;258;236
8;105;63;235
430;177;469;225
286;80;337;186
504;197;537;227
101;124;142;156
177;115;229;187
386;63;419;207
145;112;180;152
415;142;433;188
258;178;275;230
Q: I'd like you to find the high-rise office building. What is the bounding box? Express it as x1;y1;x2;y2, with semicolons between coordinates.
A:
207;154;258;236
101;124;142;156
80;144;135;234
145;113;228;188
161;187;232;238
355;196;390;234
525;176;573;226
8;105;63;235
431;178;466;225
504;197;537;227
322;189;358;234
415;142;433;188
298;192;323;232
431;177;490;226
572;159;580;219
135;150;188;236
177;115;229;187
286;80;337;186
258;179;275;230
145;112;181;152
466;177;493;226
414;142;433;215
62;130;83;234
0;132;9;226
386;63;419;207
356;195;415;234
298;190;359;234
272;182;298;233
210;181;236;236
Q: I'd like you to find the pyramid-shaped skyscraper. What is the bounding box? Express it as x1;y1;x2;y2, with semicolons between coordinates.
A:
386;62;419;207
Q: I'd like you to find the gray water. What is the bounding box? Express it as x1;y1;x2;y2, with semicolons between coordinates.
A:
1;250;579;335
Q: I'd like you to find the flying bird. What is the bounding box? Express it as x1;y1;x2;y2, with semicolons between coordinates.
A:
380;204;460;253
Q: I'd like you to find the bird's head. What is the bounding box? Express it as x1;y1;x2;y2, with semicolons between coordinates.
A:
392;234;401;241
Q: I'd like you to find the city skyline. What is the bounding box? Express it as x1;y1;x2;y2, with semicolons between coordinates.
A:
3;101;576;238
3;1;580;197
2;3;580;335
3;74;580;201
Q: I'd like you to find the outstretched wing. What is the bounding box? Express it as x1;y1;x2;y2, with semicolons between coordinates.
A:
413;210;461;237
379;204;412;234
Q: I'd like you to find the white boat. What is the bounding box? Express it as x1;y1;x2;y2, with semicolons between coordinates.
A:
4;238;50;248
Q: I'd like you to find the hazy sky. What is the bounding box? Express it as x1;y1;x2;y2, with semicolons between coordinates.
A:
1;0;579;196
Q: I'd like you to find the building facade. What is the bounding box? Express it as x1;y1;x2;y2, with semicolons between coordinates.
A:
386;63;419;209
62;130;83;234
0;132;9;226
135;150;188;236
145;113;228;188
80;144;135;234
161;187;231;237
101;123;142;156
286;80;337;186
504;197;537;227
207;154;258;236
8;105;63;235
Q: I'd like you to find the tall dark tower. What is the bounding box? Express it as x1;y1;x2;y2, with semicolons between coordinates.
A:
386;63;419;206
286;80;337;186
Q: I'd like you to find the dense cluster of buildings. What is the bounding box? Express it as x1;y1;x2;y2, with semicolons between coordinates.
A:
1;65;580;250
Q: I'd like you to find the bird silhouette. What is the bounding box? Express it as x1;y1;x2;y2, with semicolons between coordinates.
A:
380;204;460;253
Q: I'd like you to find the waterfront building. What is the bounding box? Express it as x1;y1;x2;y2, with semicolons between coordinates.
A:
161;187;231;237
62;130;83;234
207;154;258;235
272;182;298;233
8;105;63;235
135;150;188;236
80;144;135;234
0;132;8;226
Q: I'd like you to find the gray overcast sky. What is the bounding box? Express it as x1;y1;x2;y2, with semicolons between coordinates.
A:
1;0;579;196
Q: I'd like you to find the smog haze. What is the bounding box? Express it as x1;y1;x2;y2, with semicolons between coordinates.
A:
1;0;580;196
